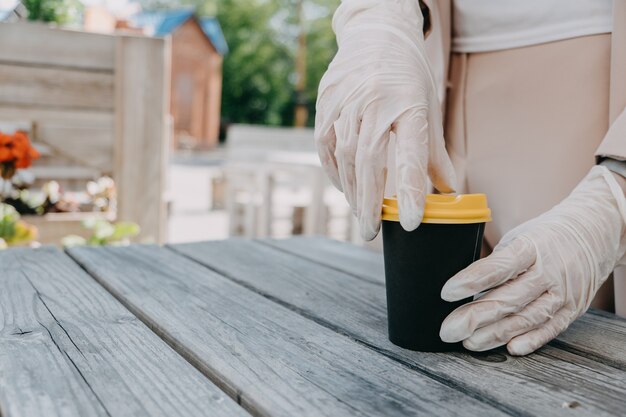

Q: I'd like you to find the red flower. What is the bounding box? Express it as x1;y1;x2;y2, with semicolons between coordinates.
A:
0;133;13;162
0;130;40;178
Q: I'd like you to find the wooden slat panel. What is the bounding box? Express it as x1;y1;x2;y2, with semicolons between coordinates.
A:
0;106;113;125
30;166;100;180
67;244;508;417
0;23;115;71
171;238;626;417
262;236;384;285
0;64;114;110
227;124;315;152
36;125;113;173
0;106;114;172
22;212;115;246
0;247;247;417
114;35;168;243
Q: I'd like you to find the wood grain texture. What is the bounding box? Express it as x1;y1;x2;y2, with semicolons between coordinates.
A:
171;238;626;417
262;236;384;285
556;309;626;370
0;64;114;111
67;244;508;417
0;23;116;71
263;237;626;366
114;35;169;243
36;124;113;173
0;247;247;417
0;105;114;174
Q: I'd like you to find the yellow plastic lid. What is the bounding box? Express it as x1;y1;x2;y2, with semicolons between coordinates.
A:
382;194;492;224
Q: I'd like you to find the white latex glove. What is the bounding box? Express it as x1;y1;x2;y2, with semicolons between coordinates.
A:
315;0;456;240
439;166;626;356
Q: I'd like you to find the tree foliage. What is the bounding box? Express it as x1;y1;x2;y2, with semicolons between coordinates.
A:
140;0;339;127
217;0;294;126
22;0;81;24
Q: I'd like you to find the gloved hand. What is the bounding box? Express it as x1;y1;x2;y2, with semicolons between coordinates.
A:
315;0;456;240
439;166;626;355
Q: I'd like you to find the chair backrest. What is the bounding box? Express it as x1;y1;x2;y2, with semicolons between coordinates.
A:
226;124;315;162
0;22;170;243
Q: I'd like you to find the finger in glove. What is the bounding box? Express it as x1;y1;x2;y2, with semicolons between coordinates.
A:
394;109;429;231
507;308;573;356
462;291;562;351
441;238;536;302
440;264;547;343
356;109;389;240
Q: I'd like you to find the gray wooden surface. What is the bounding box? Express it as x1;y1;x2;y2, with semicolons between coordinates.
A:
0;247;247;417
172;238;626;417
262;237;626;367
67;244;506;417
3;237;626;417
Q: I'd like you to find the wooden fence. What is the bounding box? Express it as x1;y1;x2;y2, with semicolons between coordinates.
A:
0;22;170;243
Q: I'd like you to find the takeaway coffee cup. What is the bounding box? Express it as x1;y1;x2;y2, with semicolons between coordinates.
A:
381;194;491;352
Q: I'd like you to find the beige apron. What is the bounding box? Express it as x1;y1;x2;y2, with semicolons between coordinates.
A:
444;34;615;311
445;34;610;247
444;0;626;313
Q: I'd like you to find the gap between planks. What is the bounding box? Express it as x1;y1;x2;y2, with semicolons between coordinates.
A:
2;247;247;417
255;237;626;371
64;249;255;416
0;59;114;74
69;244;511;417
168;239;626;417
164;243;529;416
162;243;516;410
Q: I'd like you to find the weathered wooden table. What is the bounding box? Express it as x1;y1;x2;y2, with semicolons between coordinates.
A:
2;237;626;417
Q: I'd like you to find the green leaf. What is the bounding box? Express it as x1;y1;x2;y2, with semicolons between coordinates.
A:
61;234;86;248
110;222;141;241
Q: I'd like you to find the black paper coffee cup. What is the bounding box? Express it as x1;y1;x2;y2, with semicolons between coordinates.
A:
381;194;491;352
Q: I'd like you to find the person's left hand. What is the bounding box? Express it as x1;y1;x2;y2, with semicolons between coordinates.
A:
439;166;626;356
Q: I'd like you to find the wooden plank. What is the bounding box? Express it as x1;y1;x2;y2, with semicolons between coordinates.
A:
36;125;113;173
171;238;626;417
0;247;248;417
30;166;101;180
22;212;115;246
0;64;114;111
114;35;169;243
227;124;315;153
67;244;509;417
262;236;384;285
0;106;113;126
555;309;626;370
0;23;115;71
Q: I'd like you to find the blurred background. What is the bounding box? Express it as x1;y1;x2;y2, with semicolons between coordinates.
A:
0;0;365;249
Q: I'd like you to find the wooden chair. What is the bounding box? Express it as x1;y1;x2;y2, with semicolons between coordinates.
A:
0;23;170;244
224;124;349;239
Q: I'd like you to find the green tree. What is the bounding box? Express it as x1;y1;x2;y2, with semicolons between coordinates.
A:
303;0;338;126
140;0;339;127
22;0;81;24
216;0;294;126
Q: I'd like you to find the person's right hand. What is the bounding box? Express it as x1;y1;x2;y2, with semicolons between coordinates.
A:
315;0;457;240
